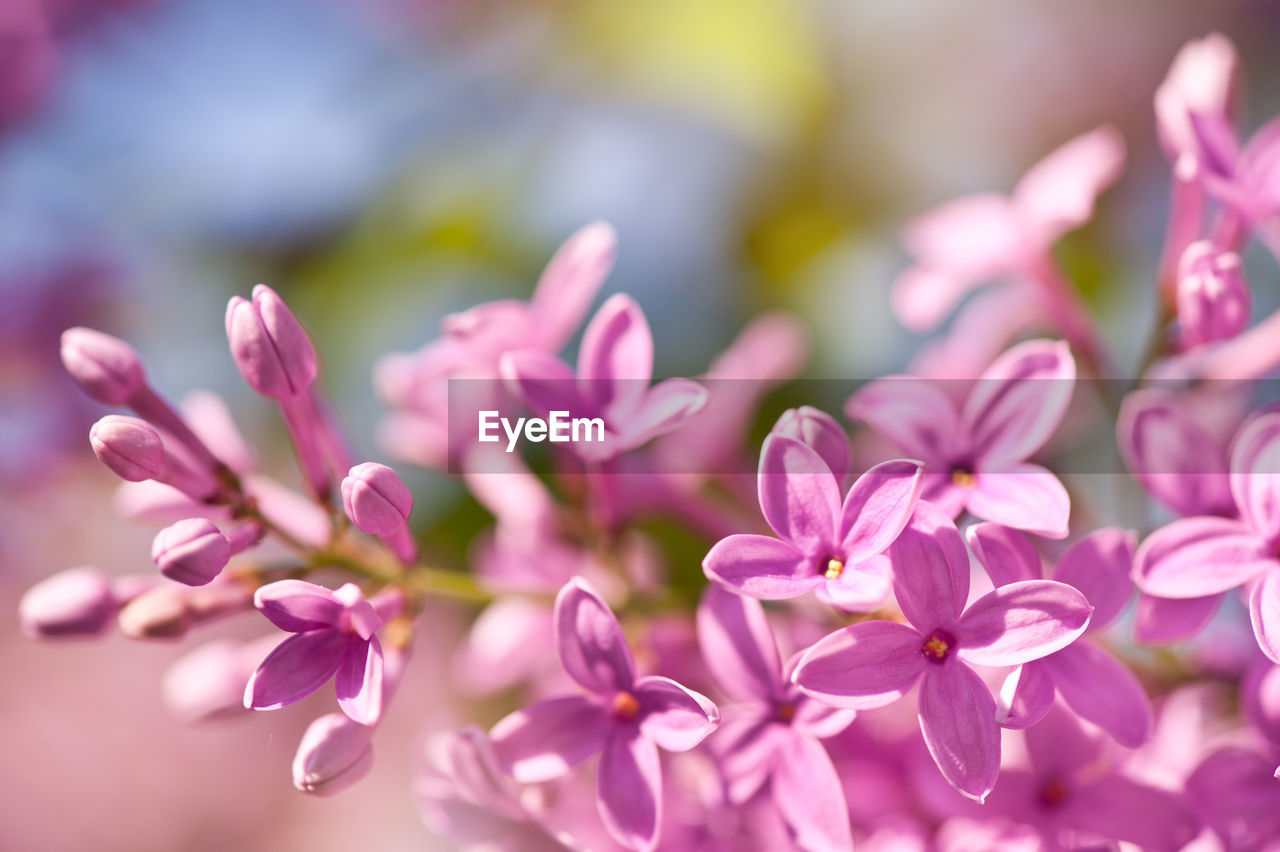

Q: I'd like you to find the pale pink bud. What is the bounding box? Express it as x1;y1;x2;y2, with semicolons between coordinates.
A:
162;636;276;723
1177;241;1251;350
771;406;853;480
90;415;164;481
292;713;374;796
226;284;317;399
152;519;229;586
118;582;251;640
19;567;115;639
341;462;412;537
60;327;146;406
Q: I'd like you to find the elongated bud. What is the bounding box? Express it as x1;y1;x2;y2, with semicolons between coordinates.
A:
341;462;416;563
1177;241;1250;350
118;582;252;640
771;406;852;480
60;327;147;405
292;713;374;796
226;284;317;399
151;519;261;586
20;567;116;639
90;415;164;481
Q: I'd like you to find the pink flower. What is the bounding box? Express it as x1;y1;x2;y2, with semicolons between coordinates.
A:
792;505;1092;801
848;339;1076;538
489;578;719;852
702;434;923;611
1176;241;1251;350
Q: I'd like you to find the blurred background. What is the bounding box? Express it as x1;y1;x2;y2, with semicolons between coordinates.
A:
2;1;1280;849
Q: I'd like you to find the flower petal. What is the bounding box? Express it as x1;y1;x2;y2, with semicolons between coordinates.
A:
244;630;347;711
888;503;970;632
966;522;1043;587
710;711;785;803
964;463;1071;539
1249;569;1280;664
530;221;616;351
1012;125;1125;239
839;459;924;562
635;675;719;752
817;554;892;612
1053;528;1136;630
489;695;609;783
962;339;1075;469
1133;592;1223;643
1133;515;1271;598
1064;775;1198;851
790;695;858;740
702;534;817;600
956;580;1091;667
499;349;581;418
891;266;983;333
1230;412;1280;543
770;732;854;852
253;580;342;633
335;637;384;726
577;294;652;416
695;585;783;703
917;663;1001;802
614;378;708;450
792;621;926;710
757;435;841;556
597;730;662;852
554;577;635;694
844;376;960;465
995;660;1055;729
1045;642;1153;747
1025;700;1107;779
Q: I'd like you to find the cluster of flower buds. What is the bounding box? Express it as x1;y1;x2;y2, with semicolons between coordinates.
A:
22;31;1280;852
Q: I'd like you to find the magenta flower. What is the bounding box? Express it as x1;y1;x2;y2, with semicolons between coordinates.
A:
968;524;1153;746
702;433;923;611
792;504;1092;801
1175;241;1251;350
489;577;719;852
1183;106;1280;255
1134;411;1280;662
244;581;386;726
501;294;708;462
848;339;1076;539
697;586;855;852
1186;747;1280;848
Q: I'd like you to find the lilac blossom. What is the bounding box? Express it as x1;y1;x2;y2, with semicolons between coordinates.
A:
968;524;1153;745
489;578;719;851
793;504;1092;801
1175;240;1251;350
848;339;1076;539
702;433;923;611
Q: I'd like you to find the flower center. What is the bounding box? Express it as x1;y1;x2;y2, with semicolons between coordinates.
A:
823;558;845;580
776;702;797;723
921;630;953;663
1039;777;1070;808
950;467;976;488
610;691;640;722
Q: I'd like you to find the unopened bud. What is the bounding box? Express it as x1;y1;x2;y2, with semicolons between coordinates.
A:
226;284;317;399
60;327;146;406
90;415;164;481
341;462;412;537
292;713;374;796
19;567;116;639
1177;241;1250;350
152;519;231;586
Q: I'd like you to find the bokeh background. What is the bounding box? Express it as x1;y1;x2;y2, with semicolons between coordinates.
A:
3;1;1280;849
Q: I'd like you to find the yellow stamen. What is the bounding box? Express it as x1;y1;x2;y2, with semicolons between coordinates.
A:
824;558;844;580
922;635;949;660
951;469;976;488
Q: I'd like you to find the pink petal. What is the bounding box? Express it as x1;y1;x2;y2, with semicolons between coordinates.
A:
1012;126;1126;241
712;712;788;804
1133;592;1223;643
1249;569;1280;664
962;339;1076;470
1243;661;1280;746
489;695;609;783
1053;528;1136;630
839;459;924;562
253;580;342;633
577;294;652;416
635;675;719;752
499;349;581;417
554;577;635;694
1230;413;1280;543
966;523;1043;587
792;621;926;710
1133;515;1271;598
891;266;983;332
1064;775;1198;851
1025;701;1107;779
964;463;1071;539
1186;747;1280;847
757;435;841;556
335;637;384;726
695;585;783;703
597;730;662;852
917;663;1001;802
956;580;1091;667
995;660;1055;729
1045;642;1153;747
530;221;616;350
790;695;858;740
844;377;960;465
900;193;1022;278
770;732;854;852
888;503;970;632
702;534;817;600
614;378;708;449
817;554;892;612
244;630;348;710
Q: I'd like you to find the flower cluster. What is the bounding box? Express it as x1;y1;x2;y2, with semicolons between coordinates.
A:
24;31;1280;852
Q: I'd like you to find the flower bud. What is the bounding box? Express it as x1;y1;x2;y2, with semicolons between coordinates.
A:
60;327;146;405
19;567;115;639
1177;241;1250;350
117;586;190;640
772;406;853;480
226;284;317;399
341;462;413;537
162;636;275;723
292;713;374;796
152;518;231;586
90;415;165;481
